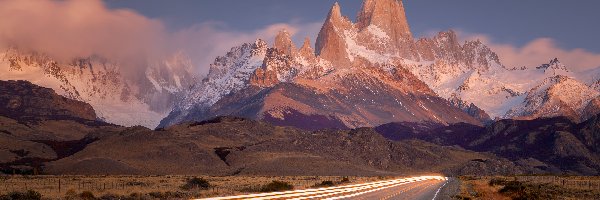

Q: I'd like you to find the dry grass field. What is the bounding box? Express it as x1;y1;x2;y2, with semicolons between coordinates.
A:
454;176;600;200
0;175;388;199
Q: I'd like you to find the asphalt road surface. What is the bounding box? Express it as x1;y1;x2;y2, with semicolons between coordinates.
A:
201;176;450;200
343;178;448;200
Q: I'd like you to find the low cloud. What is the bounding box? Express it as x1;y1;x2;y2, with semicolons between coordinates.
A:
0;0;166;67
173;21;322;76
460;32;600;72
0;0;323;77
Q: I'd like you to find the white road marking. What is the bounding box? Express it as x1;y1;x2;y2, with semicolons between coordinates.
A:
197;176;448;200
431;180;448;200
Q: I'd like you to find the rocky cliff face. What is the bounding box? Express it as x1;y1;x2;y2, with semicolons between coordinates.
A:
315;2;353;67
0;80;96;121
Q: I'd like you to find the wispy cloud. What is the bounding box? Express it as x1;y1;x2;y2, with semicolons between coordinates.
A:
459;32;600;72
173;21;322;76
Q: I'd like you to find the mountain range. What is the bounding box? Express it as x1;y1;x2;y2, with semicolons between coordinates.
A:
1;0;599;130
159;0;600;129
1;79;598;176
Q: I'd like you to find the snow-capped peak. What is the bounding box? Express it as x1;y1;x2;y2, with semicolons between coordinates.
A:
537;58;570;76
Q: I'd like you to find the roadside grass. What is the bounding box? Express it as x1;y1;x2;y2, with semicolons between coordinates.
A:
456;176;600;200
0;175;380;199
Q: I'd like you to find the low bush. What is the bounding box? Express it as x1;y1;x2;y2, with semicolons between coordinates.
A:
181;177;210;190
340;177;350;183
497;181;559;200
488;178;508;186
0;190;42;200
99;194;120;200
79;191;96;200
312;180;335;188
260;181;294;192
127;193;145;200
452;195;472;200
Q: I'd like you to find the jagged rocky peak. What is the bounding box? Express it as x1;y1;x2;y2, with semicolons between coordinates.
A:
326;2;344;22
207;39;267;80
356;0;412;41
256;48;297;84
273;29;297;56
315;2;353;67
298;37;316;61
537;58;569;72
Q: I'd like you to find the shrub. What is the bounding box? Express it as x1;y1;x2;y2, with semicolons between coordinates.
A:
260;181;294;192
452;195;472;200
148;191;187;199
0;190;42;200
148;192;164;199
181;177;210;190
127;192;145;200
488;178;507;186
79;191;96;200
340;177;350;183
312;180;335;188
99;193;122;200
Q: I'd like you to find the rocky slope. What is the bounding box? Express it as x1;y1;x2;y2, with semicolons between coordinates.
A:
0;80;96;121
0;80;533;176
0;80;119;174
0;48;196;128
2;80;598;176
45;117;525;176
376;115;600;175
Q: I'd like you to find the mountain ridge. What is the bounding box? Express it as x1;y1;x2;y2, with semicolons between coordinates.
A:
159;0;488;129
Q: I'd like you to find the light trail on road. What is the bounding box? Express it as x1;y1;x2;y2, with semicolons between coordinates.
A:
197;175;448;200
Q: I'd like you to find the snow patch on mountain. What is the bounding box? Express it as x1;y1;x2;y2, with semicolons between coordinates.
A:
178;39;268;111
0;48;195;128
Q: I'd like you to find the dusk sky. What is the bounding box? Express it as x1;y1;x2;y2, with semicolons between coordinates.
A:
106;0;600;53
2;0;599;74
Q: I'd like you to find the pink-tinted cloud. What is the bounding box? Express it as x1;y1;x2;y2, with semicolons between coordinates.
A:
0;0;323;77
0;0;167;65
173;21;322;76
460;32;600;72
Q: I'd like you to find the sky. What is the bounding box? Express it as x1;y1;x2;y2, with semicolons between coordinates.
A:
105;0;600;53
1;0;599;76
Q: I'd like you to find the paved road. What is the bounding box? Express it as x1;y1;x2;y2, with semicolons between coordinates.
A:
201;176;449;200
344;179;447;200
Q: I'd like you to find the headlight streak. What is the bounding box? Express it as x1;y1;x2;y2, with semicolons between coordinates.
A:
198;176;448;200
